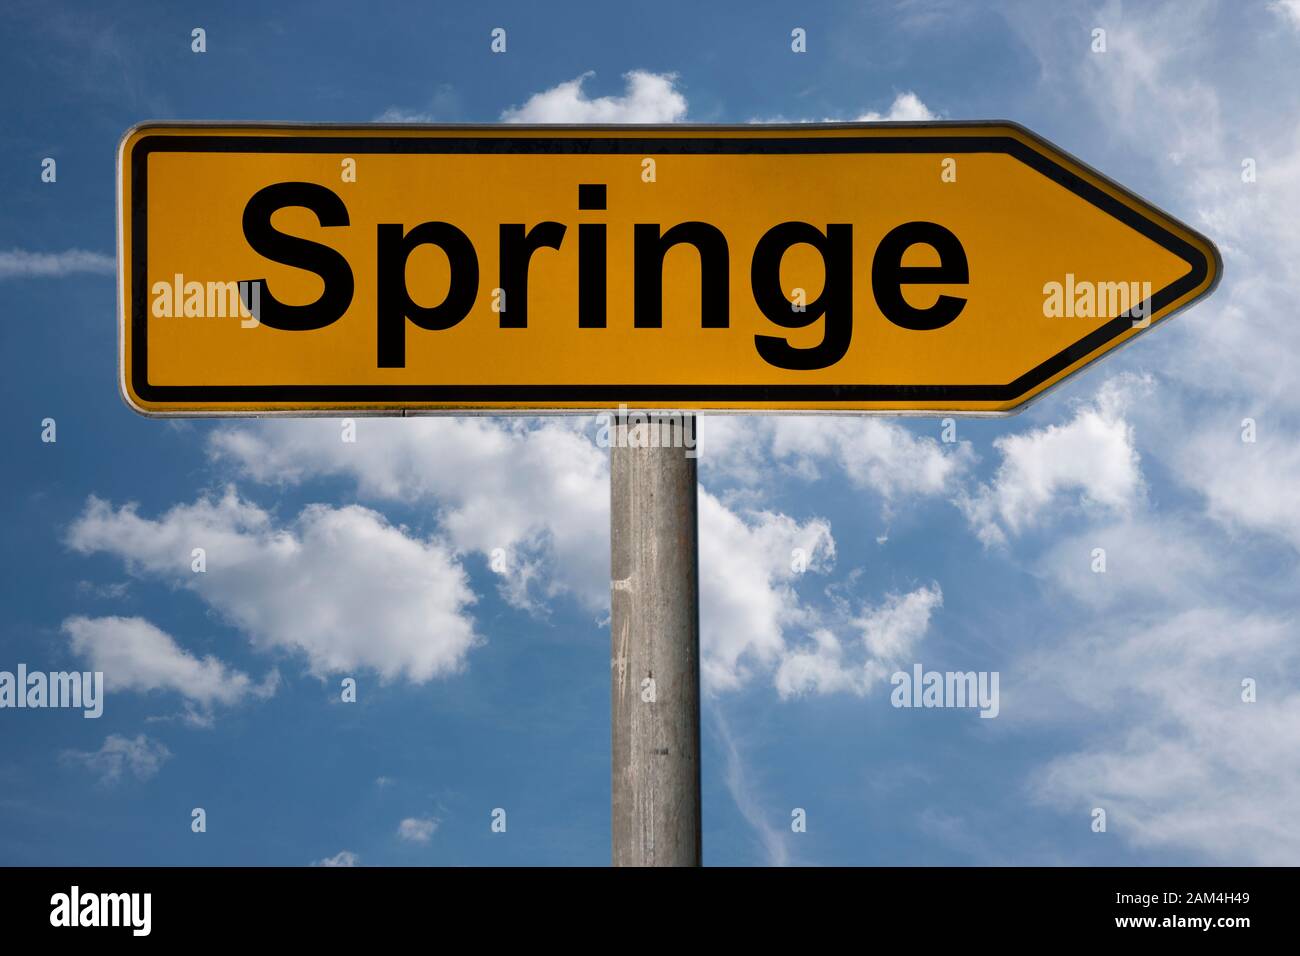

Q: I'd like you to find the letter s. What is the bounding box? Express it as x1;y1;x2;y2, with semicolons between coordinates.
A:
241;182;354;331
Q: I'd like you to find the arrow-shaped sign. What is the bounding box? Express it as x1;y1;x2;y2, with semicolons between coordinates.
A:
117;121;1220;415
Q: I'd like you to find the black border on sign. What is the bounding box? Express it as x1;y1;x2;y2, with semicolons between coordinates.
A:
128;129;1214;407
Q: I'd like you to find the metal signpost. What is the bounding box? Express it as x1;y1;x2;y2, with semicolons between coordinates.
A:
118;121;1220;865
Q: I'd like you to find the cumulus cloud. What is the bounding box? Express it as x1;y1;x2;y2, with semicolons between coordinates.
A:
770;418;969;498
397;817;437;843
1006;408;1300;864
699;492;835;692
699;416;971;500
312;850;360;867
501;70;687;123
62;615;277;722
958;376;1149;545
209;419;608;612
66;490;480;683
996;386;1300;864
62;734;171;785
0;248;114;279
208;418;948;697
375;83;458;124
854;91;938;121
774;584;943;698
753;91;938;124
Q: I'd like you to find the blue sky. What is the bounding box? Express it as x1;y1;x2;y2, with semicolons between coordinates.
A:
3;0;1300;866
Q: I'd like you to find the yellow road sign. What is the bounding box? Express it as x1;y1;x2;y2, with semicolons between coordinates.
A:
117;122;1219;416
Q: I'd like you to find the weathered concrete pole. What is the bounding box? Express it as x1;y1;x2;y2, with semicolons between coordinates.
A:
610;413;702;867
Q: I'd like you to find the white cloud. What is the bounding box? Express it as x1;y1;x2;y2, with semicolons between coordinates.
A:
62;734;171;785
713;584;944;862
312;850;360;867
1016;0;1300;548
374;107;435;123
501;70;687;123
67;490;480;683
1005;0;1300;415
752;91;938;124
1035;517;1212;610
771;418;969;498
397;817;437;843
774;584;943;698
699;416;971;500
62;615;277;721
209;419;609;612
699;492;834;692
375;83;458;124
1271;0;1300;30
996;2;1300;861
855;91;938;121
1006;445;1300;864
771;628;856;698
858;585;945;659
1025;608;1300;864
0;248;114;279
1176;425;1300;551
210;417;946;697
958;376;1149;545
